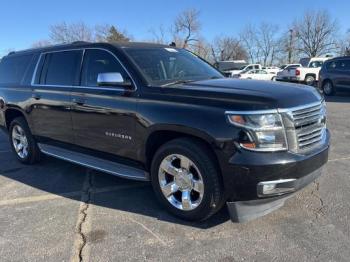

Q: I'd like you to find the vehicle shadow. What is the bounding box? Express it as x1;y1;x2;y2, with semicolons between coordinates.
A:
325;92;350;103
0;148;231;229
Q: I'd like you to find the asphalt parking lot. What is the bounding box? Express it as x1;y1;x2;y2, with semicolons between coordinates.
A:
1;95;350;262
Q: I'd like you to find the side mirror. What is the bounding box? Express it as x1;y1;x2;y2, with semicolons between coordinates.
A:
97;72;132;88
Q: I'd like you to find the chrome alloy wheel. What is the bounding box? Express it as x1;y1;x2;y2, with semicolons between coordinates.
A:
12;125;29;159
158;154;204;211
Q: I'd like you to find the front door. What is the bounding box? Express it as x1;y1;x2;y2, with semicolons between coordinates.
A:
30;50;83;144
71;48;138;159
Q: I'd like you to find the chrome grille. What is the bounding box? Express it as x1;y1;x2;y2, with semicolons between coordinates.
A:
290;102;326;150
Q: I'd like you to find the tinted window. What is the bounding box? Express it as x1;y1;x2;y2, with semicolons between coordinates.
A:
0;54;33;84
81;49;127;87
124;48;222;86
338;60;350;70
42;50;82;86
309;61;323;68
326;61;337;70
326;60;350;70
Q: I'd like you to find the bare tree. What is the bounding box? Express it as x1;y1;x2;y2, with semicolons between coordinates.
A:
149;25;168;44
240;24;260;63
256;23;279;66
293;10;338;57
173;8;201;48
50;22;93;43
338;29;350;56
31;40;52;48
210;36;247;63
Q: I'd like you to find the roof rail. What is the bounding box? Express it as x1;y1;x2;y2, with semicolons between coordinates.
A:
71;41;90;45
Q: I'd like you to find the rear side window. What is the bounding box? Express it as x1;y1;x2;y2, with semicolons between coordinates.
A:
0;54;33;85
326;60;350;70
40;50;83;86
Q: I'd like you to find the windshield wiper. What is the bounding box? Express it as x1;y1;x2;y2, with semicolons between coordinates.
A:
161;79;195;87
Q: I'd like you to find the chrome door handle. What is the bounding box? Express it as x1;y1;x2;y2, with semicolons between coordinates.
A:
32;93;41;100
72;98;86;105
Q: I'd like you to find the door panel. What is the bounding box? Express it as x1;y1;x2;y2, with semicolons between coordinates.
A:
30;50;83;143
71;88;137;159
71;49;137;159
30;86;73;143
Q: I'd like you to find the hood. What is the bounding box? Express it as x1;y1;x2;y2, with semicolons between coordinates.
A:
162;78;322;111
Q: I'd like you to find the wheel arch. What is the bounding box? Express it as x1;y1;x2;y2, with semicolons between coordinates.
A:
305;73;317;80
143;126;220;174
4;107;28;130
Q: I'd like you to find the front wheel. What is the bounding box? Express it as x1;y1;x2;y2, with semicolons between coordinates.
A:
151;138;225;221
9;117;41;164
322;81;336;96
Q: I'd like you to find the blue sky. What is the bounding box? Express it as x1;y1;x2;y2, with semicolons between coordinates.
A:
0;0;349;55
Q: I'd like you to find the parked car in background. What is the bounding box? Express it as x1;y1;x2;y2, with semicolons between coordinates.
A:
319;56;350;96
233;69;276;81
262;66;281;74
277;57;331;86
276;64;302;81
229;63;262;76
215;60;247;77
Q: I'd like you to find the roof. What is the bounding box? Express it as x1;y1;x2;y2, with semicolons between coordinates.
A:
7;41;174;57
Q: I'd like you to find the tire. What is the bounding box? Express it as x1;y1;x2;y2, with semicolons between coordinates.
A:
271;76;276;81
9;117;41;164
151;138;225;221
305;75;316;86
322;80;336;96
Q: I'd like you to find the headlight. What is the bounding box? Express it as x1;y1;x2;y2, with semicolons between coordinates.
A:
227;113;287;152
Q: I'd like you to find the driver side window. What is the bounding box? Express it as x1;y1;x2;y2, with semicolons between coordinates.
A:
81;49;128;87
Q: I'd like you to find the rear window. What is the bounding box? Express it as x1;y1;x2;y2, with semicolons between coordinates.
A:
0;54;33;85
40;50;83;86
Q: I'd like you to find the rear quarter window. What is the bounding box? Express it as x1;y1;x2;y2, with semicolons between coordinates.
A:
0;54;33;85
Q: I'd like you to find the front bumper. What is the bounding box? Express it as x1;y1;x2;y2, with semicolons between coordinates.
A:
223;130;330;222
227;166;323;222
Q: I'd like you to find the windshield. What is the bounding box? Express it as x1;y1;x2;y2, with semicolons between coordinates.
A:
124;47;223;86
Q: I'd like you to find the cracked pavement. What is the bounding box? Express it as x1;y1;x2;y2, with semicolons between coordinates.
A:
1;94;350;261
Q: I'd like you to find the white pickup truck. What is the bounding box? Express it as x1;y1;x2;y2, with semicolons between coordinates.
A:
229;64;262;77
277;57;330;86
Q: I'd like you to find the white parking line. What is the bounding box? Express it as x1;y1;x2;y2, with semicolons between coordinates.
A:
0;184;148;207
329;156;350;162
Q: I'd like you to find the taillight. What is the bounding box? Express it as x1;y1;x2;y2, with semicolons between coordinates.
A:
295;69;300;76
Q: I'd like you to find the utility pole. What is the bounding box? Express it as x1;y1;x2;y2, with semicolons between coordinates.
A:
288;29;293;64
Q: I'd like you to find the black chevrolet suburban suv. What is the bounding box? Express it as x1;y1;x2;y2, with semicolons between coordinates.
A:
0;42;329;222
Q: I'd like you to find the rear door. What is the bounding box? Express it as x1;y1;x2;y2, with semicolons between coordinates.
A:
338;59;350;89
70;48;137;158
30;50;83;143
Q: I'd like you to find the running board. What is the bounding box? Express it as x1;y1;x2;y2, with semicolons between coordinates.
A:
38;144;149;181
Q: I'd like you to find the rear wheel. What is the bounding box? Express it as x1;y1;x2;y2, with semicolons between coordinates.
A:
271;76;276;81
151;138;225;221
322;80;336;96
9;117;41;164
305;75;316;86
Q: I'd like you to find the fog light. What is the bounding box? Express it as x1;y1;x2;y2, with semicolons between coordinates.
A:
257;179;296;197
262;184;276;194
